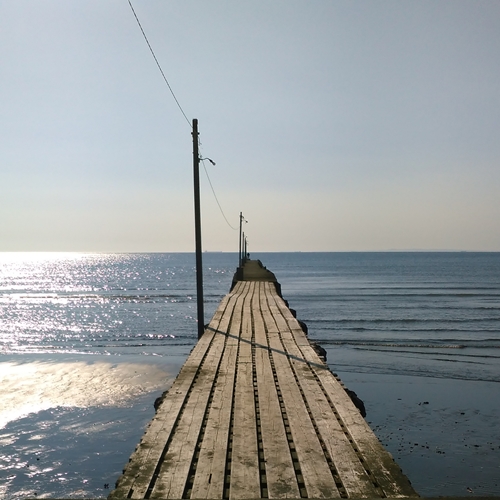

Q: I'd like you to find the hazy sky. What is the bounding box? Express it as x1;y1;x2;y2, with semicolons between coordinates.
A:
1;1;499;252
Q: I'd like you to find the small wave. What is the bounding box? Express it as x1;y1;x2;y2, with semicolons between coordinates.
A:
326;362;500;383
312;338;500;350
350;285;500;291
319;326;500;333
318;292;500;299
310;317;500;324
365;348;500;360
315;340;467;349
91;342;192;348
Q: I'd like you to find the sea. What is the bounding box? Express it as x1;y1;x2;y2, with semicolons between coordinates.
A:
0;252;499;498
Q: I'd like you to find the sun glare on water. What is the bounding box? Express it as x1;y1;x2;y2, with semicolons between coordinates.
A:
0;361;171;429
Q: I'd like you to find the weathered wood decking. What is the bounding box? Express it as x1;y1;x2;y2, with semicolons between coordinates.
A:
110;265;418;499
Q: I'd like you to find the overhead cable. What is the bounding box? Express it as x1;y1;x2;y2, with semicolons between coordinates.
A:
128;1;237;232
127;0;191;127
201;159;238;231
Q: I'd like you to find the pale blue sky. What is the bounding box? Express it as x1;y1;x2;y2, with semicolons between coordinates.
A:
1;1;499;252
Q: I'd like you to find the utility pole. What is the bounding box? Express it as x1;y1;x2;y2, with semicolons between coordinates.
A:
192;119;204;339
239;212;243;268
239;212;248;268
242;232;247;263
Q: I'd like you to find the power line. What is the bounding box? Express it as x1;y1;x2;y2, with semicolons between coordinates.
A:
200;159;238;231
128;2;237;232
127;0;191;127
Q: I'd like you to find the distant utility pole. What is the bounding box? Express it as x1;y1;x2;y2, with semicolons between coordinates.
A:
192;119;204;339
239;212;247;268
239;212;243;267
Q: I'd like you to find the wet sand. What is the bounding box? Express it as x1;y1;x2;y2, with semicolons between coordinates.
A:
0;353;185;499
338;371;500;497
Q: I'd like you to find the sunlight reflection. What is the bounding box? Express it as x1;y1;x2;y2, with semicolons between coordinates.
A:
0;252;88;261
0;361;171;429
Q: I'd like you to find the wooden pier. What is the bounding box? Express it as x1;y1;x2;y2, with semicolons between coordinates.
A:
110;261;418;499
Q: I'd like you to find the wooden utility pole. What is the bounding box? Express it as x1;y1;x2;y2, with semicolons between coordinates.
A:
239;212;243;267
192;119;204;339
239;212;247;268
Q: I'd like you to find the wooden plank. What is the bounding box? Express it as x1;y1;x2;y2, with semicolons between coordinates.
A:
189;284;250;498
230;282;261;499
189;344;237;498
110;284;240;499
110;328;216;499
150;284;251;498
147;326;227;497
267;287;323;351
305;358;418;498
265;289;379;497
266;284;418;498
241;281;255;342
227;281;250;346
253;282;301;499
259;286;340;499
208;282;242;332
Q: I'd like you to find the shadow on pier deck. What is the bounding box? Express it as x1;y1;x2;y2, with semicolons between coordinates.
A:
109;260;419;499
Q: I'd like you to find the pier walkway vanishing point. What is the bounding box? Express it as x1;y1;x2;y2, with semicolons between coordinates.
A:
110;260;418;499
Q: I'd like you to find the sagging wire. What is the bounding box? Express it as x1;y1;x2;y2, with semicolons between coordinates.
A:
200;158;238;231
128;1;237;231
127;0;191;128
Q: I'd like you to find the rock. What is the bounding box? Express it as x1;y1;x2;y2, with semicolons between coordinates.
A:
310;341;326;361
345;388;367;417
298;320;308;335
154;390;169;411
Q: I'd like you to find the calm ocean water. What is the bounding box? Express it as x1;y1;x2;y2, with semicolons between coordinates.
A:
1;252;499;498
